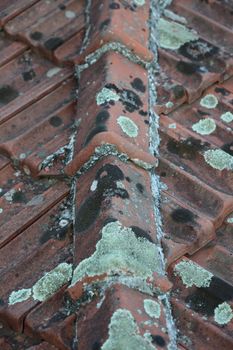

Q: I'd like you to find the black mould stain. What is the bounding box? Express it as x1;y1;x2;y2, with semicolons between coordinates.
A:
92;341;101;350
99;19;110;31
40;225;69;244
30;31;43;41
12;190;27;203
49;115;63;127
136;183;144;194
96;163;124;182
166;137;208;160
215;87;230;96
144;120;149;125
109;2;120;9
221;142;233;156
125;176;131;182
185;289;222;317
197;109;211;116
96;110;110;124
103;217;117;226
208;276;233;302
105;83;143;112
178;39;219;62
172;84;185;99
76;195;102;232
130;226;153;243
22;69;36;81
151;335;166;347
44;37;64;51
171;208;194;223
139;109;147;117
84;125;107;146
59;4;66;10
0;85;19;105
131;77;146;93
176;61;199;75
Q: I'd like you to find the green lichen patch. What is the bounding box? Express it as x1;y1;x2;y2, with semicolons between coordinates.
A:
158;18;198;50
227;216;233;224
220;111;233;123
214;302;233;325
101;309;154;350
9;288;32;305
144;299;161;318
96;87;120;105
133;0;145;6
203;149;233;171
71;221;162;286
117;116;139;138
32;263;72;302
200;94;218;109
174;260;213;288
192;118;216;135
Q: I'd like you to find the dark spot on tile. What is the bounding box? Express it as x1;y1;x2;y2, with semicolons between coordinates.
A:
12;190;27;203
110;2;120;9
44;37;64;51
197;109;211;116
0;85;19;105
59;4;66;10
215;87;230;96
176;61;198;75
221;142;233;156
22;69;36;81
144;120;149;124
171;208;194;223
130;226;153;242
92;341;101;350
139;109;147;116
49;115;63;127
136;183;144;194
151;335;166;347
76;195;102;232
30;31;43;41
96;164;124;182
96;110;110;124
179;39;219;61
172;85;185;99
0;299;5;306
40;225;69;244
125;176;131;182
167;137;208;160
131;77;146;93
208;276;233;301
103;217;117;226
84;125;107;145
160;171;166;177
99;18;110;31
185;289;221;316
120;88;143;112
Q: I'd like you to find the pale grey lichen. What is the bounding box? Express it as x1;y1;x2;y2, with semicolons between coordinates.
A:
9;288;32;305
214;302;233;325
71;221;162;286
96;87;120;106
131;158;155;170
158;18;198;50
101;309;154;350
144;299;161;318
32;263;72;301
133;0;145;6
46;67;61;78
117;116;139;138
220;111;233;123
65;10;76;19
174;260;213;288
164;9;187;24
227;216;233;224
192;118;216;135
203;149;233;171
200;94;218;109
165;101;174;109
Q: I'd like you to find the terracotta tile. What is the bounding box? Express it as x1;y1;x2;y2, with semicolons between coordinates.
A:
0;0;39;26
0;31;27;68
54;29;85;65
0;50;72;125
0;323;41;350
5;0;85;61
27;343;59;350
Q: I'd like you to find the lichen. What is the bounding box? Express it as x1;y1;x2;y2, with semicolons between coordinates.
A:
165;101;174;109
174;260;213;288
227;216;233;224
71;221;162;286
32;263;72;301
220;111;233;123
133;0;145;6
131;158;155;170
9;288;32;305
192;118;216;135
144;299;161;318
96;87;120;106
117;116;138;138
214;302;233;325
158;18;198;50
46;67;61;78
200;94;218;109
164;9;187;24
203;149;233;171
101;309;154;350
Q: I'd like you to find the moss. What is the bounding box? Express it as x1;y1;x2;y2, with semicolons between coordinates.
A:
214;302;233;325
9;288;32;305
71;221;162;286
32;263;72;301
117;116;138;138
158;18;198;50
96;87;120;105
101;309;154;350
192;118;216;135
220;111;233;123
203;149;233;171
174;260;213;288
200;94;218;109
144;299;161;318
